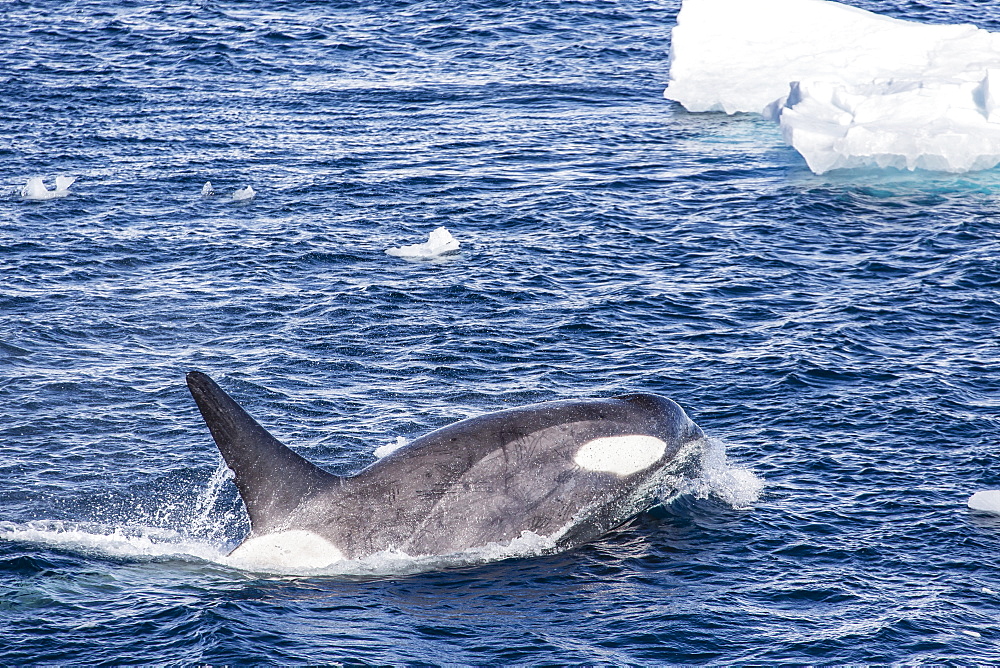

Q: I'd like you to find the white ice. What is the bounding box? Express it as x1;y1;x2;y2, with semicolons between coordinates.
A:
21;175;76;200
231;185;255;201
968;490;1000;515
385;226;460;259
201;181;215;196
664;0;1000;174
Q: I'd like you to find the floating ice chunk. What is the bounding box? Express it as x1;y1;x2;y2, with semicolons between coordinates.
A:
385;226;460;259
664;0;1000;173
201;181;215;196
231;185;255;201
773;77;1000;173
968;490;1000;514
21;177;49;200
21;175;76;200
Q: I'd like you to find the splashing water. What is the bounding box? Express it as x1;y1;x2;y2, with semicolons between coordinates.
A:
677;437;764;509
0;434;760;577
0;520;227;563
0;517;560;578
0;460;242;566
374;436;408;459
188;458;236;539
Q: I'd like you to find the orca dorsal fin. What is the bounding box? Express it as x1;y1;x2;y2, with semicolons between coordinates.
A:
186;371;340;533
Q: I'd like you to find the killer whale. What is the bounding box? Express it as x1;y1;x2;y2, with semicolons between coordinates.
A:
186;371;706;568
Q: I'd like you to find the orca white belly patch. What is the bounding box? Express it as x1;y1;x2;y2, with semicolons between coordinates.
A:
227;530;344;570
574;435;667;476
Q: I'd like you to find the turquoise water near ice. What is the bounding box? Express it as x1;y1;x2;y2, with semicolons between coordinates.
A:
2;0;1000;662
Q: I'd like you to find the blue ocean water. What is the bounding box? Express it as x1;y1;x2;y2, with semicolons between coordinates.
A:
2;0;1000;662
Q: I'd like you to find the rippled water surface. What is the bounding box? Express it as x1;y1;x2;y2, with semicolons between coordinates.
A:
3;0;1000;663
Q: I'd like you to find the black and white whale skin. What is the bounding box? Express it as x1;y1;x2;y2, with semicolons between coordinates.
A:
186;371;706;568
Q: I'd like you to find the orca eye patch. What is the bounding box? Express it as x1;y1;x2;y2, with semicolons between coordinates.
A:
574;435;667;476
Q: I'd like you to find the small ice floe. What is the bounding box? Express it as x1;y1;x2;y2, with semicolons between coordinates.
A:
202;181;254;202
385;226;460;259
21;175;76;201
968;490;1000;514
231;185;255;201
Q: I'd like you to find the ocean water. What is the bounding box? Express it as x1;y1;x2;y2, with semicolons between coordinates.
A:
2;0;1000;662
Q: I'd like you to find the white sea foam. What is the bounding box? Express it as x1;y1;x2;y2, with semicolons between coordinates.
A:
665;0;1000;174
287;530;558;578
0;520;228;563
188;458;235;538
385;226;460;259
374;436;408;459
0;518;558;577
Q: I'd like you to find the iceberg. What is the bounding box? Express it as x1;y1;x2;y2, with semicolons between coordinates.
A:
664;0;1000;174
385;226;460;259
